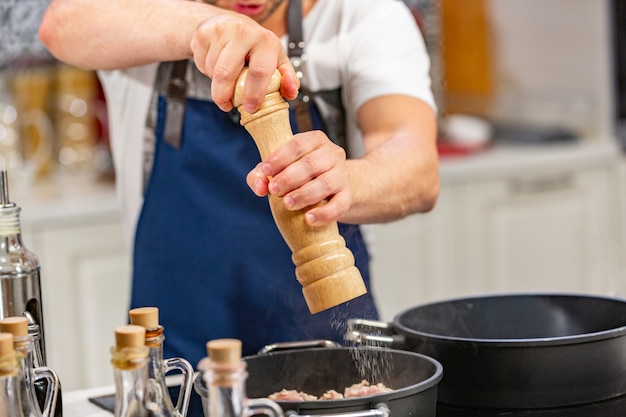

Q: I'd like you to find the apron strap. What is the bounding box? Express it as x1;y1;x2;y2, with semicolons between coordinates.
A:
143;60;188;193
285;0;347;154
287;0;305;60
163;59;188;149
287;0;315;133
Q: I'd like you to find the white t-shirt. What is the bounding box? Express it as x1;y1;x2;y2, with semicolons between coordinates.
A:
99;0;435;247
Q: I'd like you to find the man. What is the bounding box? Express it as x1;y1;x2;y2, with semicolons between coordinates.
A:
39;0;439;365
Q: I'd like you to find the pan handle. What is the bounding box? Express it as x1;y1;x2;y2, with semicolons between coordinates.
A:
258;340;342;355
249;398;287;417
286;403;390;417
345;319;405;348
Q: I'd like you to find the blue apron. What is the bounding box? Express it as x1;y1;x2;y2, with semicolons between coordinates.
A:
131;67;379;366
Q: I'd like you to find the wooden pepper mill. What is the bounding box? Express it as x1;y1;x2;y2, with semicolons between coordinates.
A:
233;68;367;314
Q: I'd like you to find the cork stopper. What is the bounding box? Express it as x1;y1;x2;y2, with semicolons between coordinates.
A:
205;339;243;387
129;307;159;329
207;339;242;366
0;333;13;357
115;325;146;349
0;333;17;377
111;325;148;370
0;317;29;337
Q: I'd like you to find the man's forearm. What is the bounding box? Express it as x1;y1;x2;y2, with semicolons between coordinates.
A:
39;0;223;70
342;96;439;225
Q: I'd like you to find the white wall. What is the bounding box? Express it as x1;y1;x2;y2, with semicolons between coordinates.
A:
486;0;615;138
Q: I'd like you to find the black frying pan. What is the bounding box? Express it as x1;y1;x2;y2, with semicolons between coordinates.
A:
195;346;443;417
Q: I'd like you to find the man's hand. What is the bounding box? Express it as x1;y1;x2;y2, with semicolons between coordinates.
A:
190;12;299;113
247;131;352;226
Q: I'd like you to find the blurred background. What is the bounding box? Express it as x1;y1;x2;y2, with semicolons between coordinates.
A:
0;0;625;391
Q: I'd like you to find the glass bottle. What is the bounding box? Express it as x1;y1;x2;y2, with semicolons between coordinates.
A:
112;324;162;417
0;316;59;417
0;332;24;417
24;313;63;417
129;307;193;417
203;339;284;417
0;170;47;362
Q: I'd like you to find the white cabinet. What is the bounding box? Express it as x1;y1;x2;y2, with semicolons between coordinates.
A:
371;142;623;321
16;179;131;391
33;217;131;391
462;167;619;294
369;185;459;320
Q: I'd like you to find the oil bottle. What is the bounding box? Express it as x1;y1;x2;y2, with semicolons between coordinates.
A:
111;324;164;417
0;170;62;416
129;307;193;417
0;317;60;417
0;332;57;417
202;339;284;417
0;170;46;360
0;332;24;417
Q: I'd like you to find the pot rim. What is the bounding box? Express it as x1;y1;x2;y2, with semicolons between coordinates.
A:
393;291;626;347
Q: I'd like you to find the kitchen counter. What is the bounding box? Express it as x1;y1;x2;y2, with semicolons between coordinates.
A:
63;373;205;417
63;384;626;417
8;172;119;227
4;138;620;224
439;138;621;183
64;385;115;417
9;138;623;224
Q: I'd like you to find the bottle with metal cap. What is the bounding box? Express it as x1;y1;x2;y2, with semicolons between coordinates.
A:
129;307;193;417
0;317;60;417
0;170;46;363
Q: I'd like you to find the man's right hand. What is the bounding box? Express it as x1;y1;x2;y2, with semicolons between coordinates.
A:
190;12;299;113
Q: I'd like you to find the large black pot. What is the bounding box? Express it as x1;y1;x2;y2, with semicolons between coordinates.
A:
195;346;443;417
346;292;626;409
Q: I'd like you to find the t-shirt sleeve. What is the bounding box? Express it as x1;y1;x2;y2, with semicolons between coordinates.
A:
97;65;157;247
342;1;436;120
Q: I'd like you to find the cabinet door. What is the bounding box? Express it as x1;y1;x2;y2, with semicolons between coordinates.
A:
370;185;459;320
462;168;618;294
32;216;131;391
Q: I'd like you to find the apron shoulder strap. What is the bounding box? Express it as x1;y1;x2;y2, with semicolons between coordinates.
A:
286;0;348;151
287;0;305;60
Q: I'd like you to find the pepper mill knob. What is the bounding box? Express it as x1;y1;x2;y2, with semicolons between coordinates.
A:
233;68;367;314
